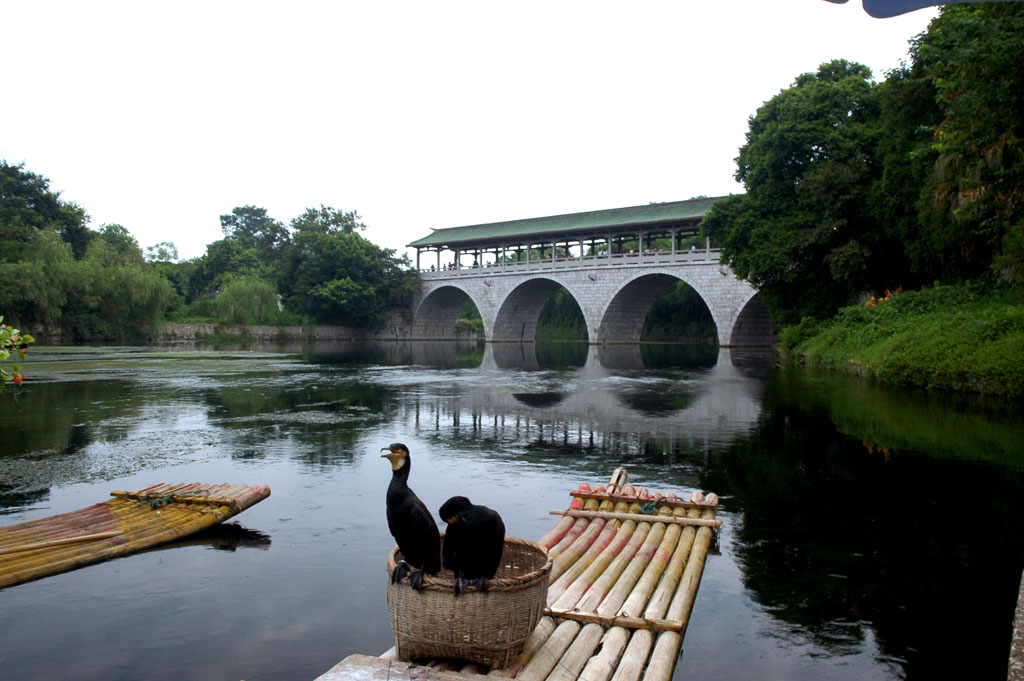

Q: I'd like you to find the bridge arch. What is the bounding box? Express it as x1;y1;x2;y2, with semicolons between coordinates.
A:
597;271;719;344
728;290;775;346
491;277;591;343
411;284;487;339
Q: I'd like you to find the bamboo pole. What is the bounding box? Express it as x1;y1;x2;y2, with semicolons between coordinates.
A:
595;508;673;617
494;470;629;679
543;609;682;633
545;622;604;681
110;490;239;508
569;492;718;510
547;496;602;561
548;498;618;582
547;500;629;599
575;516;650;614
576;626;631;681
609;468;628;492
642;505;718;681
515;619;580;681
549;502;642;610
642;508;699;620
664;505;716;625
596;506;690;681
0;498;234;588
549;509;721;528
487;615;557;677
0;531;124;556
617;507;689;617
538;489;588;549
609;629;653;681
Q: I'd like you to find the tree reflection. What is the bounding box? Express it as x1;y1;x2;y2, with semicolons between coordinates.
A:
698;375;1024;679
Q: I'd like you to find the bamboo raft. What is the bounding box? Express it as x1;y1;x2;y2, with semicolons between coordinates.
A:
318;468;720;681
0;482;271;589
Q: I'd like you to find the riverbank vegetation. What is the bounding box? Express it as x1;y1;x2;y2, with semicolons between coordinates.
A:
702;5;1024;394
778;283;1024;398
0;162;418;341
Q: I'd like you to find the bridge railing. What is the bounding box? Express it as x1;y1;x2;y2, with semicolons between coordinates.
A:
418;248;723;278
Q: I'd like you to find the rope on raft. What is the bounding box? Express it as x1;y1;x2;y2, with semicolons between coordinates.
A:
109;489;234;509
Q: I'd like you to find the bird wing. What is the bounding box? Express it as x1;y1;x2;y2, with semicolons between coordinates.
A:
388;490;440;573
459;505;505;579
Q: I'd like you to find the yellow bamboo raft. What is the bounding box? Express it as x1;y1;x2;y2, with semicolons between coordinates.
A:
0;482;271;589
318;468;719;681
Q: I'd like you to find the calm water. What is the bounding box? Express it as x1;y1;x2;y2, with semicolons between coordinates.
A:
1;342;1023;681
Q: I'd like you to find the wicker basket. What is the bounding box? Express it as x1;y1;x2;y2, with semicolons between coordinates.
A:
386;535;551;668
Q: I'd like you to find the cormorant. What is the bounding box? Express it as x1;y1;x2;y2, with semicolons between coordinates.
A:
381;443;440;592
438;496;505;596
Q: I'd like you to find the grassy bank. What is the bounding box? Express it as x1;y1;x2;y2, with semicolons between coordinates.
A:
778;284;1024;398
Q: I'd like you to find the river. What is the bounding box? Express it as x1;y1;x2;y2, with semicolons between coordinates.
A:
1;342;1022;681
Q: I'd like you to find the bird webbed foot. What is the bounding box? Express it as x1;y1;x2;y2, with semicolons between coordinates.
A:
409;569;426;592
391;561;410;585
453;574;467;597
471;576;490;594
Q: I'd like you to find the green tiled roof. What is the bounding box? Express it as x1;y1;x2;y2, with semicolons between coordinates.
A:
407;196;730;249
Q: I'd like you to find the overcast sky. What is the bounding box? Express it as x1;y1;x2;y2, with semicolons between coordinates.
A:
2;1;936;263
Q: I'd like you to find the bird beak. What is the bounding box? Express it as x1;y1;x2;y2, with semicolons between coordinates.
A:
380;447;403;468
446;516;459;524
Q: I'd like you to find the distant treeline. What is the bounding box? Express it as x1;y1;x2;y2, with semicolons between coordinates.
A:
0;162;417;341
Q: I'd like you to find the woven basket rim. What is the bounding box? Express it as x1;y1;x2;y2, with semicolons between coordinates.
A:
387;535;550;593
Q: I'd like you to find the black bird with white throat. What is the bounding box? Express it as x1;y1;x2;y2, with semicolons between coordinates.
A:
381;443;440;592
439;496;505;596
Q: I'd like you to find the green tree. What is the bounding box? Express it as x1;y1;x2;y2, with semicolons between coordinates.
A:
213;277;281;324
145;241;179;263
0;230;78;329
290;204;365;234
278;224;417;327
307;277;382;326
0;160;90;260
85;224;145;268
868;62;942;283
912;3;1024;282
187;238;267;298
702;60;901;323
219;205;289;259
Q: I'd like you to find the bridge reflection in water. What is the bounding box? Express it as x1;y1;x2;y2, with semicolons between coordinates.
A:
400;343;769;456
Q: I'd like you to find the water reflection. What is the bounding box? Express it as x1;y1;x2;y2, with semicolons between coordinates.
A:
2;342;1023;681
154;523;273;553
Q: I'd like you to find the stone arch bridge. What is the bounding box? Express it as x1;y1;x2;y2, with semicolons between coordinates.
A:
407;198;773;347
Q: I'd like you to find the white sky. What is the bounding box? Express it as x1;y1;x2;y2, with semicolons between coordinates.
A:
1;1;936;263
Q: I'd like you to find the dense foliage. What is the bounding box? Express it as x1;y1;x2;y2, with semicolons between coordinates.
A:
778;283;1024;398
702;4;1024;324
0;162;174;341
0;158;419;337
